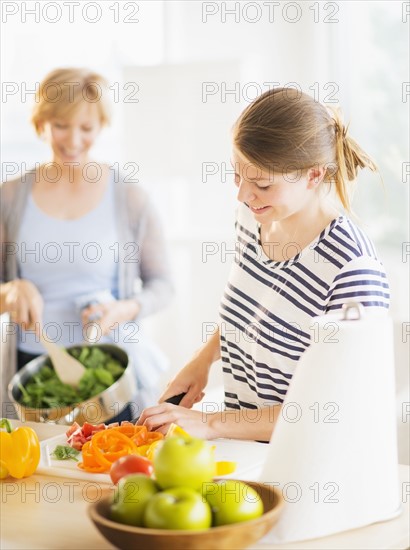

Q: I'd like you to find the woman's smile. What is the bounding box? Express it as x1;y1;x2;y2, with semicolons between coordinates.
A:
248;204;271;214
58;147;85;161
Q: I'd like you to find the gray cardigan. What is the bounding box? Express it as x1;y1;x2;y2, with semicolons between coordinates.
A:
0;171;174;317
0;172;174;409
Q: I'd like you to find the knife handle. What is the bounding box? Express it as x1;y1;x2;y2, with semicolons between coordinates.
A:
164;392;186;405
133;392;187;424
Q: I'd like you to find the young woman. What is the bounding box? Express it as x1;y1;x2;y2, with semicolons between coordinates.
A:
137;87;389;439
0;68;173;419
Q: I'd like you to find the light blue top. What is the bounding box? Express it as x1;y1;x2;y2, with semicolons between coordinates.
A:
2;170;174;405
17;173;118;353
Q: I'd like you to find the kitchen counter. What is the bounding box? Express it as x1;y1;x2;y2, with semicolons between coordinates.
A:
1;421;409;550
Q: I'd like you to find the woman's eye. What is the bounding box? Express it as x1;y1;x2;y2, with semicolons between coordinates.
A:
255;184;271;190
82;127;93;132
54;123;67;129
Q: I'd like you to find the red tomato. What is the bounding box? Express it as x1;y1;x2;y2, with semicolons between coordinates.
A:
110;455;154;484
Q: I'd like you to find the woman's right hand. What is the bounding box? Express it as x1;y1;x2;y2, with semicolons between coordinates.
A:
159;357;210;409
0;279;43;330
159;327;221;409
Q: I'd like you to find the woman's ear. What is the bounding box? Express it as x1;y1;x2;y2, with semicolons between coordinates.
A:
306;165;326;189
38;121;51;142
36;121;45;139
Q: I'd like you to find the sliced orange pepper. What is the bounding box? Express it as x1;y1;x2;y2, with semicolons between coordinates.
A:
89;430;138;469
78;424;164;473
81;441;99;467
78;441;104;471
115;424;141;438
145;431;164;444
130;426;148;446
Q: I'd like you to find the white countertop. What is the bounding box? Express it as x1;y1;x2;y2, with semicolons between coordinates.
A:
1;421;409;550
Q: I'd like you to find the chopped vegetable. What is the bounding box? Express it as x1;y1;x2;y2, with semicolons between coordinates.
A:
146;439;163;461
0;418;40;479
78;424;165;473
66;421;107;450
215;461;237;476
17;346;125;409
166;423;191;439
50;445;80;461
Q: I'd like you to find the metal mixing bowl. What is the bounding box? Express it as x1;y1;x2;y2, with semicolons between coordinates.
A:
8;344;137;425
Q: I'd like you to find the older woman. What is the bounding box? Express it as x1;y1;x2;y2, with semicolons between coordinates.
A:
1;67;173;420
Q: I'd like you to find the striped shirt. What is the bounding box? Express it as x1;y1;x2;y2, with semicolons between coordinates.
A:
219;204;390;411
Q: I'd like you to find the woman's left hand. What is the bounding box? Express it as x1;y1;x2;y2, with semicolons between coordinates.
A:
136;403;213;439
81;299;139;336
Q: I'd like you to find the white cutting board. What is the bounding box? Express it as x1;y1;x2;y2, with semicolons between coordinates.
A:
38;434;270;484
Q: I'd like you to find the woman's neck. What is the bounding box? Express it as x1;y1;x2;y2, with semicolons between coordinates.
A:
261;200;340;261
42;157;103;187
275;201;337;239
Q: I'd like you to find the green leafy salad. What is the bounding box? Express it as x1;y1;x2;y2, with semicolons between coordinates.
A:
18;346;126;409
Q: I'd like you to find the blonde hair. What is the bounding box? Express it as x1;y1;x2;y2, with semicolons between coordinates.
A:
233;87;377;213
31;67;111;134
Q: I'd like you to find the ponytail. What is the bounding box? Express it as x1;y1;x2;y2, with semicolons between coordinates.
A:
331;108;378;212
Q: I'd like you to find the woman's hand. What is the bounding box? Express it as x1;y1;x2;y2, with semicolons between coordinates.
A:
81;299;139;336
0;279;43;330
138;402;281;442
136;403;213;439
159;328;221;408
159;358;210;409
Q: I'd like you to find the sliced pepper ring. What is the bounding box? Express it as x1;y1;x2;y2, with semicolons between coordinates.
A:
89;430;138;468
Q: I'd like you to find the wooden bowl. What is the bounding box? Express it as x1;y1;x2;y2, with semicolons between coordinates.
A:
88;480;284;550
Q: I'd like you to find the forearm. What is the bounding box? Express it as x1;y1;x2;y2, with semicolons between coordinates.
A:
206;404;282;441
192;328;221;367
138;398;282;441
190;328;221;380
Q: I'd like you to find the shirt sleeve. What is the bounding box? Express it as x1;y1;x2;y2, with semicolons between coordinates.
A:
129;191;174;320
326;255;390;313
0;180;16;284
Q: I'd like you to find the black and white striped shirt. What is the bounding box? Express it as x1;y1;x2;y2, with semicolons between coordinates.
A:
219;204;390;410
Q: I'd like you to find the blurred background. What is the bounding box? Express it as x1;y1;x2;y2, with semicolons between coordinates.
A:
1;1;409;461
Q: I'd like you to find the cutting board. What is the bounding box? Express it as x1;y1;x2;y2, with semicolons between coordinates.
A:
38;434;270;484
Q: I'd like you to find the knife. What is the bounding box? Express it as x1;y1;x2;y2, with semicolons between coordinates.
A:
134;392;186;424
162;392;187;405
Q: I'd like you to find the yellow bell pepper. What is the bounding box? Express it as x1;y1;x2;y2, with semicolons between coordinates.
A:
165;423;191;439
0;418;40;479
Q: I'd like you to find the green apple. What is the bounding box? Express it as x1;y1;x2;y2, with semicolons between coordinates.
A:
110;473;159;526
144;487;212;530
154;436;215;491
203;480;264;526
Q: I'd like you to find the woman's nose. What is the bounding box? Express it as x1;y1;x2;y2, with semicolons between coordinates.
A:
66;129;82;148
237;180;256;203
